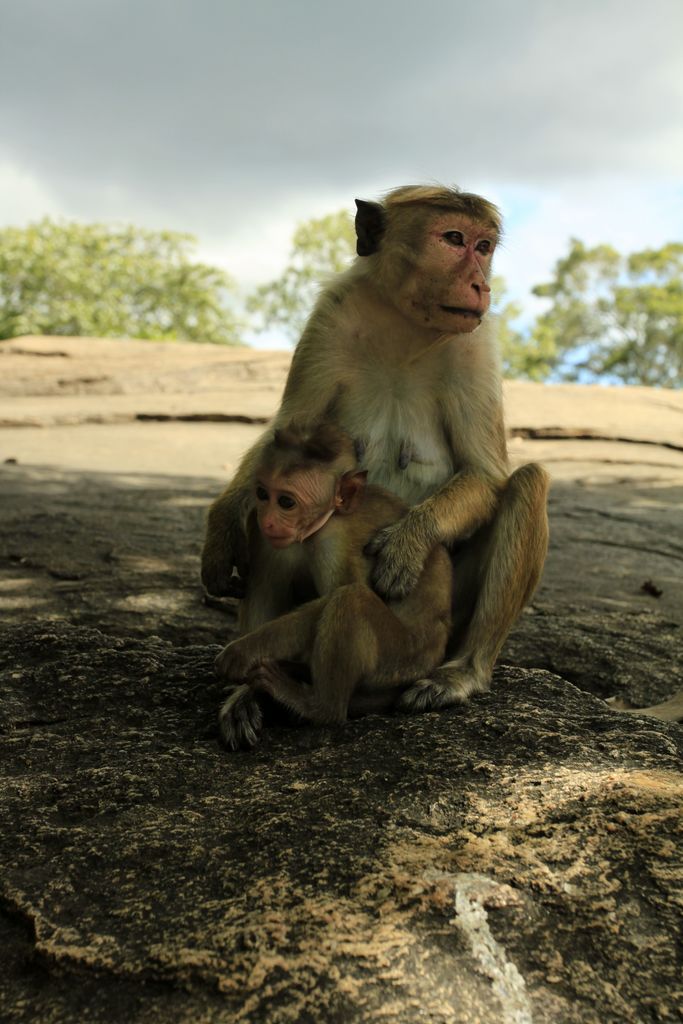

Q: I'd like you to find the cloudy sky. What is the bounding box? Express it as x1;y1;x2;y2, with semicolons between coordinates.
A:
1;0;682;344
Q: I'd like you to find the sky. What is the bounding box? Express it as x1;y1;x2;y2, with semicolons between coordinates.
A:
1;0;682;346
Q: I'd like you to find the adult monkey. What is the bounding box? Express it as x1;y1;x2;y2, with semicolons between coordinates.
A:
203;184;550;740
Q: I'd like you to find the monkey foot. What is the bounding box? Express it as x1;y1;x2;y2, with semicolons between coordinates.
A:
218;684;263;750
399;660;490;713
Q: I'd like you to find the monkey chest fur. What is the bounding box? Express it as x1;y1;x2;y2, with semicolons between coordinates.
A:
336;356;456;506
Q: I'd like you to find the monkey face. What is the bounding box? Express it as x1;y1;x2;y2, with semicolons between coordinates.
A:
394;214;495;335
254;470;335;548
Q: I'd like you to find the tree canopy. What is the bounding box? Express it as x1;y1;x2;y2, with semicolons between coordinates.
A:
491;277;550;382
2;212;681;387
0;219;242;344
249;211;682;388
530;239;683;387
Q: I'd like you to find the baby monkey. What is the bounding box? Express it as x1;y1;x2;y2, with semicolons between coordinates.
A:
215;420;453;748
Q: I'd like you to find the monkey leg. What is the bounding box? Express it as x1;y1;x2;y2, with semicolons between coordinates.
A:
215;596;328;680
216;598;329;749
254;583;448;726
400;462;550;712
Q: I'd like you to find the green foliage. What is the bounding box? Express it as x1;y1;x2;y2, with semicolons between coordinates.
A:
0;219;242;344
5;212;680;388
248;211;683;389
530;239;683;387
248;211;355;341
491;277;555;382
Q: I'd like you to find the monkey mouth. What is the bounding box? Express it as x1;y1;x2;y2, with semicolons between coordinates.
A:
266;534;292;548
440;306;482;319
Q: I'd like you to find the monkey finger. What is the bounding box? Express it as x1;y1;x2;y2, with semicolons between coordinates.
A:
201;574;230;597
363;538;383;557
234;552;250;581
223;574;247;599
363;525;393;557
202;565;239;597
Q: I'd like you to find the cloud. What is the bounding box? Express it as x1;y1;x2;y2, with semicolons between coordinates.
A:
0;161;63;224
2;1;682;226
1;0;682;344
493;181;683;322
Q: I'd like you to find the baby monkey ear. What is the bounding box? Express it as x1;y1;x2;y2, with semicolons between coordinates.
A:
335;470;368;514
354;200;385;256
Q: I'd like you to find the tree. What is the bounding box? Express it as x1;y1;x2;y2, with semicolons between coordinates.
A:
248;211;355;342
491;277;557;382
530;239;683;387
0;219;242;344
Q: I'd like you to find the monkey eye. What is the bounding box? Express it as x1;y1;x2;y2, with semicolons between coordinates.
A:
255;485;269;501
277;495;296;510
443;230;465;247
475;239;493;255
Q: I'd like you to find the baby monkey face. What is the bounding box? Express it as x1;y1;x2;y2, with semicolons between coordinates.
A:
254;469;335;548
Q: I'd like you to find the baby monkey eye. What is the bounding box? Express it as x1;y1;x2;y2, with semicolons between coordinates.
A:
476;239;493;255
277;495;296;510
443;230;465;247
255;485;269;501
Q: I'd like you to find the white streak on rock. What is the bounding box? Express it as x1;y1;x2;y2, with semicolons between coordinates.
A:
453;872;533;1024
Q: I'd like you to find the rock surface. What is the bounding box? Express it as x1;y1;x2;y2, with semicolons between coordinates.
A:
1;337;682;1023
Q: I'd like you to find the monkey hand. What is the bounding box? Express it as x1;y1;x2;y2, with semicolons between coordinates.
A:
214;638;260;681
222;573;247;599
201;515;249;597
365;514;433;600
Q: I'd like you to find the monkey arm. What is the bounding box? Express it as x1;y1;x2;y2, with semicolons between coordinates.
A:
367;471;500;599
275;289;360;424
368;388;507;600
200;433;273;595
419;470;501;540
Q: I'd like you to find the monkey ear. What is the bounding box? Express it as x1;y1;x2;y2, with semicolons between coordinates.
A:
354;200;385;256
336;470;368;514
